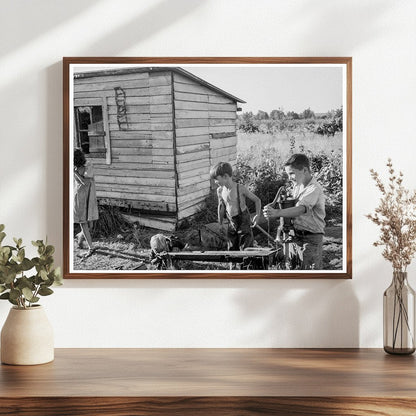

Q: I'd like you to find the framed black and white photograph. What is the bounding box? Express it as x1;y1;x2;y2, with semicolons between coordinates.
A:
63;57;352;279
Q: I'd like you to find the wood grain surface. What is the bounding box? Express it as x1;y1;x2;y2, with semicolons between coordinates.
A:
1;348;415;415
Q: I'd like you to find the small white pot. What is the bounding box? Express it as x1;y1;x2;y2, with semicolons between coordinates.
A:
1;305;54;365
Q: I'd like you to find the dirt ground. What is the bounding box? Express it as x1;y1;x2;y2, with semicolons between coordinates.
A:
73;220;343;272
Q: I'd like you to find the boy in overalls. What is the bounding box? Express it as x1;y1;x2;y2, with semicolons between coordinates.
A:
210;162;261;251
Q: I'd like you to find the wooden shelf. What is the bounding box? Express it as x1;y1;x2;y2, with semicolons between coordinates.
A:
1;348;415;415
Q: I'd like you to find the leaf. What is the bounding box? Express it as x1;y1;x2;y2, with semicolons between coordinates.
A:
0;224;4;232
17;248;25;263
0;232;6;244
9;288;21;301
0;285;6;294
32;240;43;247
22;287;34;301
39;269;48;281
20;258;34;271
38;287;53;296
45;245;55;256
51;267;63;286
0;292;9;299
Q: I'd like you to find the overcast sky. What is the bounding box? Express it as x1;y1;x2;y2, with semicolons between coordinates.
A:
74;64;344;114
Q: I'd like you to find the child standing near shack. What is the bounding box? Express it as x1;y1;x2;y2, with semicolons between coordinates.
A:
263;153;326;270
210;162;261;251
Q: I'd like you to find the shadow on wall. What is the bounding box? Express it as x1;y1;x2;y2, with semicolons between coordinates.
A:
233;279;359;348
292;0;394;52
1;0;101;56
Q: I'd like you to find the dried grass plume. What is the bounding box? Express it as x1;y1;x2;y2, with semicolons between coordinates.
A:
366;159;416;272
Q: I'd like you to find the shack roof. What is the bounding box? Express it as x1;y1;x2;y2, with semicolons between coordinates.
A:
74;66;246;103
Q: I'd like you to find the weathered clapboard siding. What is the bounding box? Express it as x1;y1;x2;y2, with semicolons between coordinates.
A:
75;67;241;229
173;71;238;219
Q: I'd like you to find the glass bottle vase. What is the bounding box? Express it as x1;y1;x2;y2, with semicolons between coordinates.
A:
383;271;416;355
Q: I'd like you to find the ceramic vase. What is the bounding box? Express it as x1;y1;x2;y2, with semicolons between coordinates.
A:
1;305;54;365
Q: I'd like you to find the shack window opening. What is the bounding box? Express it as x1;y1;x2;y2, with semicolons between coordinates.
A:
75;106;106;157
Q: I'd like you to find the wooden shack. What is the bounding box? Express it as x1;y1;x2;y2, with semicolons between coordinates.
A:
73;67;245;230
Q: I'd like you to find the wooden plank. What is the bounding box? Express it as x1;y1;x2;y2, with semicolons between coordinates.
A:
110;139;173;149
150;104;173;114
150;85;172;95
208;125;236;134
177;188;210;204
109;122;151;131
178;194;207;211
150;95;172;105
208;102;237;111
113;148;174;157
209;118;236;127
94;167;175;179
179;173;210;188
98;197;175;212
178;202;205;219
150;122;173;131
177;181;210;196
113;155;154;163
209;136;237;149
177;166;209;181
112;147;152;156
110;131;152;140
152;131;174;140
174;81;216;96
97;161;174;170
176;127;209;137
97;184;175;197
174;91;209;103
74;79;149;93
208;111;236;119
95;175;175;187
108;114;150;124
176;158;210;173
107;96;150;106
176;143;209;155
96;187;176;201
150;115;172;123
107;105;150;115
175;110;209;119
176;150;210;163
74;72;149;84
208;94;235;104
175;101;209;111
210;146;237;159
175;118;209;128
176;135;209;147
149;74;171;87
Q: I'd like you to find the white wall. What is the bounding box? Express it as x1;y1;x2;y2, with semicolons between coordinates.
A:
1;0;415;347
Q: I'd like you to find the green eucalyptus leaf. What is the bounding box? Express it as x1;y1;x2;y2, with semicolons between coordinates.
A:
17;248;25;263
9;288;21;301
38;287;53;296
20;258;34;271
0;292;9;299
0;285;6;294
32;240;43;247
0;232;5;244
39;269;48;281
45;245;55;256
0;224;5;232
22;287;34;301
52;267;63;285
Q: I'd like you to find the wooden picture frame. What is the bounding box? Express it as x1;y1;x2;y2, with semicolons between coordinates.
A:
63;57;352;279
